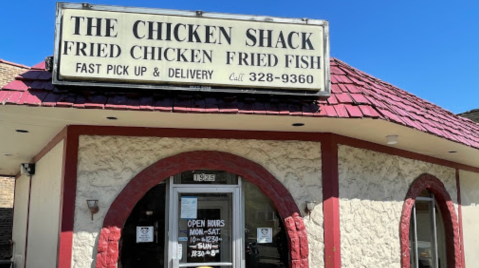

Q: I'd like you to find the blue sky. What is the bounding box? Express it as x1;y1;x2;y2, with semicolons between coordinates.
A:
1;0;478;114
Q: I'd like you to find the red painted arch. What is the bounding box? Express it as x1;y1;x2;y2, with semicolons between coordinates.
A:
400;173;461;268
96;151;307;268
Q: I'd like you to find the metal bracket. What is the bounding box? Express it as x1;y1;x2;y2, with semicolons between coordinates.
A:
82;2;92;9
45;56;54;72
20;163;35;176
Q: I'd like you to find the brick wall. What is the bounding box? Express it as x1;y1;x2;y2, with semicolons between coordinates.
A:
0;59;28;88
0;177;14;260
0;60;27;261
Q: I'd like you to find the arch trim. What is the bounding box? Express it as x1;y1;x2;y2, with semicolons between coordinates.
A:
95;150;308;268
400;173;461;268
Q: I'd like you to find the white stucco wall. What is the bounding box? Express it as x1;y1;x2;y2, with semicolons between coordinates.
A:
25;141;64;268
72;135;323;268
338;145;457;268
459;169;479;267
11;174;30;268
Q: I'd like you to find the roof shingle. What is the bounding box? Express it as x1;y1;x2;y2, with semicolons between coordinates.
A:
2;58;479;149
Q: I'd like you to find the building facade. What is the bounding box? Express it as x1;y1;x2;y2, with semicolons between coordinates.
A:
2;4;479;268
2;57;479;268
0;59;28;262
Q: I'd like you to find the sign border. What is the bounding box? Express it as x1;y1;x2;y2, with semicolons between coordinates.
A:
53;2;330;98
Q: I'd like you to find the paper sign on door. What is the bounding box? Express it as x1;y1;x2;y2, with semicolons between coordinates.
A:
181;197;197;219
257;227;273;243
136;226;154;243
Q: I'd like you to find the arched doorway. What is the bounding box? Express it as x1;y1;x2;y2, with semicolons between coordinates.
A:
95;151;309;268
400;173;461;268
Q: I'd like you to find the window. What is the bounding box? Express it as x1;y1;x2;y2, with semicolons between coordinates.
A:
409;190;447;268
243;180;289;268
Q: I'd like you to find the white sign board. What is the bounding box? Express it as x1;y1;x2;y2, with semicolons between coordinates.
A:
181;196;197;219
53;3;330;97
136;226;154;243
257;227;273;243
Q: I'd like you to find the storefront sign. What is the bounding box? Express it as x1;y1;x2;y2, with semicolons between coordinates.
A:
136;226;154;243
193;173;215;182
181;197;198;219
187;219;225;257
257;227;273;243
53;3;330;97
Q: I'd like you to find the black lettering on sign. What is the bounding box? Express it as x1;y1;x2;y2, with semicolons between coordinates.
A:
75;63;101;74
106;64;129;75
285;54;321;69
134;66;147;76
132;20;145;39
258;29;273;48
168;68;213;80
245;29;257;47
244;29;315;50
226;51;278;67
70;16;118;37
174;23;187;41
129;46;212;63
301;32;314;50
131;21;232;45
62;41;121;58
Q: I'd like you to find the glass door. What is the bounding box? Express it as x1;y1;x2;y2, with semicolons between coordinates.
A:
168;183;240;268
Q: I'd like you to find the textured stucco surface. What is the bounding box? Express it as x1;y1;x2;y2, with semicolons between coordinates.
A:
26;141;64;268
11;175;29;268
459;169;479;267
73;136;322;268
338;145;457;268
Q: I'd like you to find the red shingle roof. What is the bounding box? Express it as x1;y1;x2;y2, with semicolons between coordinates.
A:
2;58;479;149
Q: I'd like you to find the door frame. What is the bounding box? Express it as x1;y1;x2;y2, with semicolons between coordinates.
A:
168;177;242;268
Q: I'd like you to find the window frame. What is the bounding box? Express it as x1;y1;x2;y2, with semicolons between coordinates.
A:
410;192;443;268
400;174;461;268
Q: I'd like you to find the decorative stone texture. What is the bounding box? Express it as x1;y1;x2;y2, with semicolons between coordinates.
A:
458;170;479;267
285;216;300;261
293;213;309;268
338;145;457;268
399;174;460;268
97;151;308;268
73;136;322;268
